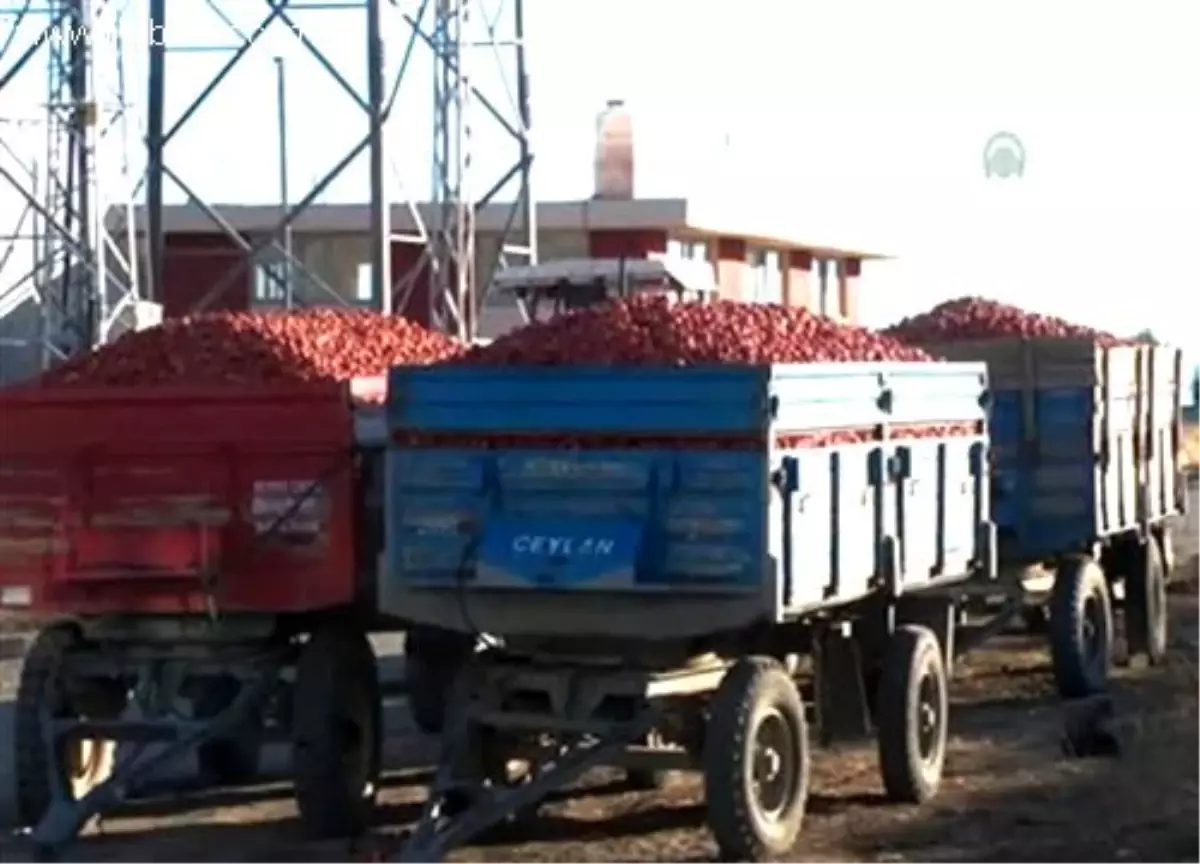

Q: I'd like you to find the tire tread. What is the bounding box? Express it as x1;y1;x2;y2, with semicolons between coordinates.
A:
704;657;809;862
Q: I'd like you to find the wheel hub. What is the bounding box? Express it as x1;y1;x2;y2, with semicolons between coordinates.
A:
754;746;783;783
919;703;937;736
916;672;943;764
750;709;796;820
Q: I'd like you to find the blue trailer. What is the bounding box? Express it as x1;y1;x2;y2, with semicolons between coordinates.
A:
921;337;1185;699
381;361;997;862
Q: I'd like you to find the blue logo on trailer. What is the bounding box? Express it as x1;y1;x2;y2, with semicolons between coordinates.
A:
477;517;644;586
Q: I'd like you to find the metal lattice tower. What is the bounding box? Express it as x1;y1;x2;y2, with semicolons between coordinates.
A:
0;0;141;372
404;0;536;340
0;0;534;370
135;0;401;317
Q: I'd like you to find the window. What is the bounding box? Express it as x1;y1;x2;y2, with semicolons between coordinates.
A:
762;250;782;304
746;247;782;304
254;260;287;304
816;259;828;315
355;263;374;303
817;259;843;319
668;239;709;262
746;247;764;301
830;260;845;319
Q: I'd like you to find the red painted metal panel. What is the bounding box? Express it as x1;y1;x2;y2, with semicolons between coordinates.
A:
162;233;251;317
0;383;363;616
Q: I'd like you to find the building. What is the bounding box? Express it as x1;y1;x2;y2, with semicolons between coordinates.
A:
149;197;887;340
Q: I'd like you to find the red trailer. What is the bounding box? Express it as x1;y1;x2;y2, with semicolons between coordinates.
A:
0;378;395;852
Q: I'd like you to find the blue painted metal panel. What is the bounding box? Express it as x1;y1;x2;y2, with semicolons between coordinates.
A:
387;365;773;435
991;387;1098;559
386;448;767;593
383;363;994;629
388;362;989;437
955;342;1184;562
990;378;1180;560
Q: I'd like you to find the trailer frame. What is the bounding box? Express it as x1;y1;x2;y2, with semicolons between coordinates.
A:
393;576;1017;862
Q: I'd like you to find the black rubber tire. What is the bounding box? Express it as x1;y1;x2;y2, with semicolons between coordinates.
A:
1125;539;1169;665
291;626;381;839
875;625;948;804
703;657;810;862
195;676;263;787
14;624;117;828
404;627;475;736
1049;557;1114;699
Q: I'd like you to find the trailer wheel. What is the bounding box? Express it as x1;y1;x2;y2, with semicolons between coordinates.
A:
1125;539;1168;665
875;625;948;804
15;624;118;827
291;626;381;838
195;676;263;787
703;657;809;862
1049;557;1114;699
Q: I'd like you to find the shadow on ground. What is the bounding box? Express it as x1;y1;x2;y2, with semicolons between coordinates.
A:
3;558;1196;863
842;578;1200;864
11;631;1192;864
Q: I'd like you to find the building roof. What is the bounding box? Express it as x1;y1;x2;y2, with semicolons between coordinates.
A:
139;198;891;261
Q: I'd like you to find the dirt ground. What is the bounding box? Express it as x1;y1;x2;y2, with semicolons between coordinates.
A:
2;604;1200;859
1;487;1197;862
0;570;1195;863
